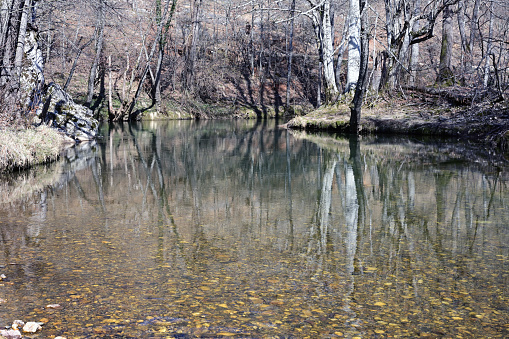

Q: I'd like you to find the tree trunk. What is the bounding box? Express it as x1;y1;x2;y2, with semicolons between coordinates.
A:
285;0;295;110
108;54;113;116
381;0;445;89
13;0;31;121
0;0;14;54
64;39;92;91
383;0;398;89
335;21;349;93
321;0;338;102
482;0;494;88
469;0;480;55
154;48;163;113
6;0;29;122
185;0;201;91
1;0;22;86
457;0;469;81
152;0;176;113
117;0;176;121
44;14;52;65
349;0;368;134
437;4;454;84
309;0;338;104
250;2;255;77
409;0;421;86
317;60;322;107
346;0;360;92
86;0;105;107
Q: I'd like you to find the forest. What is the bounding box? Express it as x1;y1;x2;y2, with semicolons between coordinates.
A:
0;0;508;133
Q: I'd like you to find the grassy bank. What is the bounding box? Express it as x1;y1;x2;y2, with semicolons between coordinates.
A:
286;98;509;151
0;125;72;172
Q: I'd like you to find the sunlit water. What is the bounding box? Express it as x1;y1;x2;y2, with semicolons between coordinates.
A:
0;120;508;338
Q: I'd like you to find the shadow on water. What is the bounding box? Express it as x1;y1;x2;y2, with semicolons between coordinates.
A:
0;121;508;338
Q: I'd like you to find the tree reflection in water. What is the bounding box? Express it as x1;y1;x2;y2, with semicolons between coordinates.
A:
0;120;508;338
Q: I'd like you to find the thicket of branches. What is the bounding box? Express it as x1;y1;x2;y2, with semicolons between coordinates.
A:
1;0;508;124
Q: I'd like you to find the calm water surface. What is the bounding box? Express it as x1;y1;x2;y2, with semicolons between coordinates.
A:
0;120;508;338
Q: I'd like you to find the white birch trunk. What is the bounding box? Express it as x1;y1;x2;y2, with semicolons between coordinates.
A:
346;0;360;93
321;0;338;100
409;0;421;86
13;0;31;82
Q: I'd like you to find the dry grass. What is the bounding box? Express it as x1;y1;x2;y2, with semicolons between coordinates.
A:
0;125;70;172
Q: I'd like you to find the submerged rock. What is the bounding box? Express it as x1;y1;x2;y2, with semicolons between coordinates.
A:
0;329;21;339
0;321;24;339
46;303;62;309
11;321;24;330
35;83;99;142
22;322;42;333
0;320;43;337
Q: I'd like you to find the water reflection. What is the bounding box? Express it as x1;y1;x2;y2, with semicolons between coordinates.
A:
0;121;508;338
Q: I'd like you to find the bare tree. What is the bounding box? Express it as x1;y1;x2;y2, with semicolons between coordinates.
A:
349;0;369;133
0;0;38;123
111;0;177;121
437;3;454;84
86;0;106;108
380;0;452;89
483;0;494;88
285;0;296;110
306;0;339;104
346;0;360;92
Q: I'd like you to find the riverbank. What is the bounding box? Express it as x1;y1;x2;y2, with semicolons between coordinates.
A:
0;125;74;172
1;94;508;173
285;93;509;151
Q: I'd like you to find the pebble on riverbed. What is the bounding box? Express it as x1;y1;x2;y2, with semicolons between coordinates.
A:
46;303;62;309
0;320;44;338
0;321;23;339
0;328;22;339
22;322;42;333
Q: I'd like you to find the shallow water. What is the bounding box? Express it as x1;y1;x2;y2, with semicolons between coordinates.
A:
0;120;508;338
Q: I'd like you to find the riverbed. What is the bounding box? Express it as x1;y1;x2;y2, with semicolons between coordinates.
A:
0;120;508;338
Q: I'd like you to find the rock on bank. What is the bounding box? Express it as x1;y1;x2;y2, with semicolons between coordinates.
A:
34;83;99;142
21;25;98;142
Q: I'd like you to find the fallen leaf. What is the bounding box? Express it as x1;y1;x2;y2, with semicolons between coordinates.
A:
216;332;238;336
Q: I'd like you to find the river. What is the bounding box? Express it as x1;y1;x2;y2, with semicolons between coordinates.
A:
0;120;508;338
